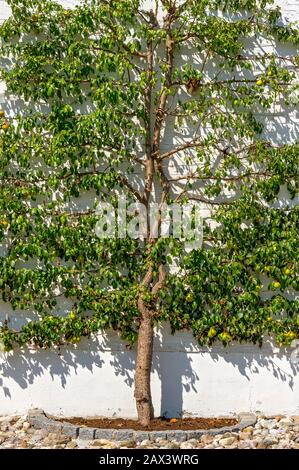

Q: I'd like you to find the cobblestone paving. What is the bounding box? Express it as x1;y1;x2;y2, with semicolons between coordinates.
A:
1;415;299;449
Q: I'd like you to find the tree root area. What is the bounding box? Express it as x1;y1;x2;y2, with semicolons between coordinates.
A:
58;416;237;431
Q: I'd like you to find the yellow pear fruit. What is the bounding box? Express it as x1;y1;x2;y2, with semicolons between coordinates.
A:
208;327;217;338
186;292;194;302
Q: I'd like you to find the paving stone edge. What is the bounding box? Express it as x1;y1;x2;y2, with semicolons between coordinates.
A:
27;408;257;441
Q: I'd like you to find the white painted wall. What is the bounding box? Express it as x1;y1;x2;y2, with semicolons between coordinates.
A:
0;324;299;418
0;0;298;418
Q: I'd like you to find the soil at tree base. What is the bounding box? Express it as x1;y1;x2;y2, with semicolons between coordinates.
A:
56;416;237;431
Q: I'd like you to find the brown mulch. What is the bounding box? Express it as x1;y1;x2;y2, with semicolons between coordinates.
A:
57;416;238;431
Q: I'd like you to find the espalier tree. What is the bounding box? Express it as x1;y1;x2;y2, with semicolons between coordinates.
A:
0;0;298;425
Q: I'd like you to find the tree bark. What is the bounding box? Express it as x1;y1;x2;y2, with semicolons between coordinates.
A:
134;266;154;426
134;304;154;426
134;264;166;426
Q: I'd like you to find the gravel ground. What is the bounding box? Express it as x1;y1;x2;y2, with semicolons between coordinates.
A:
0;415;299;449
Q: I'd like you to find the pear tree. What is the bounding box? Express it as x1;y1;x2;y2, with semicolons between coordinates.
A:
0;0;298;426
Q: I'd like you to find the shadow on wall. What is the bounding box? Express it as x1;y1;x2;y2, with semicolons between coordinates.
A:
154;328;199;418
0;344;105;399
109;326;199;418
0;324;298;417
111;326;299;418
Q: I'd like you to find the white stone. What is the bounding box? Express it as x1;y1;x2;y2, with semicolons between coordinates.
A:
259;419;277;430
219;437;237;446
140;439;151;446
238;441;255;449
101;443;119;449
279;418;294;427
223;432;239;438
187;439;200;445
269;429;281;438
200;435;214;444
180;442;197;449
263;437;278;446
239;431;251;440
90;439;111;446
0;417;14;424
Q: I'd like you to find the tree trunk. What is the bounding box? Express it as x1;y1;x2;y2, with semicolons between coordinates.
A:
134;307;154;426
133;8;173;427
134;264;166;426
